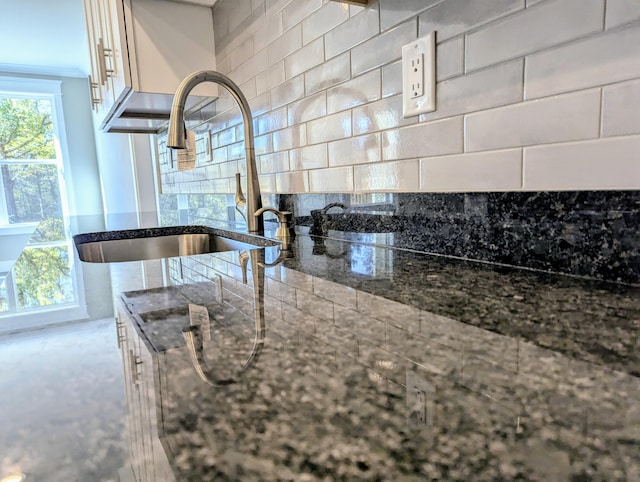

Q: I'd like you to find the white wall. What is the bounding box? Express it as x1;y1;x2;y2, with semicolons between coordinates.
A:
60;77;105;216
0;0;89;77
158;0;640;195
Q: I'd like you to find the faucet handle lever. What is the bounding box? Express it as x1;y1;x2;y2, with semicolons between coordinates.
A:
253;207;291;223
234;172;247;207
254;207;293;251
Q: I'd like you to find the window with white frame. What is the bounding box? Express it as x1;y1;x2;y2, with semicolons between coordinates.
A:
0;77;85;327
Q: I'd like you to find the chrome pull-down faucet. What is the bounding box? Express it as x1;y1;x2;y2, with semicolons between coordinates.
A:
167;70;264;233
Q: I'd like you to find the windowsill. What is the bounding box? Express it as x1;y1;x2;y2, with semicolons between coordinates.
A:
0;304;89;335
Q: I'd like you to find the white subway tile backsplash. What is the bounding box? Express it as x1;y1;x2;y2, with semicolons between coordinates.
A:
230;37;255;71
602;79;640;137
265;0;292;17
228;0;253;32
466;0;604;71
325;3;380;59
213;127;235;148
419;0;524;42
349;5;364;17
216;55;231;76
436;37;465;81
605;0;640;29
523;136;640;189
379;0;441;32
382;117;464;160
284;37;325;79
355;159;420;191
254;133;273;155
525;24;640;99
273;125;307;151
228;141;244;161
259;173;276;193
205;164;219;179
307;110;352;144
421;149;522;191
259;150;290;174
309;166;354;192
208;178;232;193
287;91;327;125
290;143;328;170
327;69;381;114
275;170;310;192
239;78;257;100
248;91;272;117
173;0;640;195
465;89;601;152
256;61;286;95
304;53;351;96
255;106;288;135
302;1;349;45
254;10;283;46
231;49;269;83
282;0;322;31
212;146;228;164
381;61;402;98
267;24;302;64
255;72;269;96
420;59;523;122
328;133;381;167
352;95;417;135
351;20;417;76
270;75;304;108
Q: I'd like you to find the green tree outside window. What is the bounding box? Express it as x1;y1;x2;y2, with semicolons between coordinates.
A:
0;96;74;312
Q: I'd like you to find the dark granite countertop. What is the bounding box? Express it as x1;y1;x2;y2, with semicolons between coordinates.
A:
4;210;637;480
100;223;640;481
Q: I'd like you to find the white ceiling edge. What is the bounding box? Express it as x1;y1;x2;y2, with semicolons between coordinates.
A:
0;62;88;79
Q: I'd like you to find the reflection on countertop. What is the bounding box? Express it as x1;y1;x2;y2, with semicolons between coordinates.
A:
112;231;639;481
1;209;639;480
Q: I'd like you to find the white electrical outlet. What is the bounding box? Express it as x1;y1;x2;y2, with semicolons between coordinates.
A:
402;32;436;117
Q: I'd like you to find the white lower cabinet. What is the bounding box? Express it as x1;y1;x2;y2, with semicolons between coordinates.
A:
117;302;175;481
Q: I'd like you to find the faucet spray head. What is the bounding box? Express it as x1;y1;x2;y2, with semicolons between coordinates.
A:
167;74;191;149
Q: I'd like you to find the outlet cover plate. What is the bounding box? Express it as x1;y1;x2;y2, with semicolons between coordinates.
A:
402;32;436;118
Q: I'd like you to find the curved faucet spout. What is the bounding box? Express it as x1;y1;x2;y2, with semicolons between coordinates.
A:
167;70;264;233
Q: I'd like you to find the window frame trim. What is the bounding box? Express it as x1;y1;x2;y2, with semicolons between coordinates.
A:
0;76;88;331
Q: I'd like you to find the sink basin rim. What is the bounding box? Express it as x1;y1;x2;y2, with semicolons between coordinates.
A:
73;225;278;263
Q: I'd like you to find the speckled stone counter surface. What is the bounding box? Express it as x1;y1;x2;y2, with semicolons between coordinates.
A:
279;190;640;285
107;227;639;481
0;208;640;481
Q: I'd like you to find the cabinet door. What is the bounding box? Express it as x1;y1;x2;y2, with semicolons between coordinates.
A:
138;339;176;481
118;304;176;481
83;0;104;112
100;0;132;108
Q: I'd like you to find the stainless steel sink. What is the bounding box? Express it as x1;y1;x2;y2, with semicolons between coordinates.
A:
75;231;263;263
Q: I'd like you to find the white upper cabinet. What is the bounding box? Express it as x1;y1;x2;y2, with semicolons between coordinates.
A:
83;0;217;133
